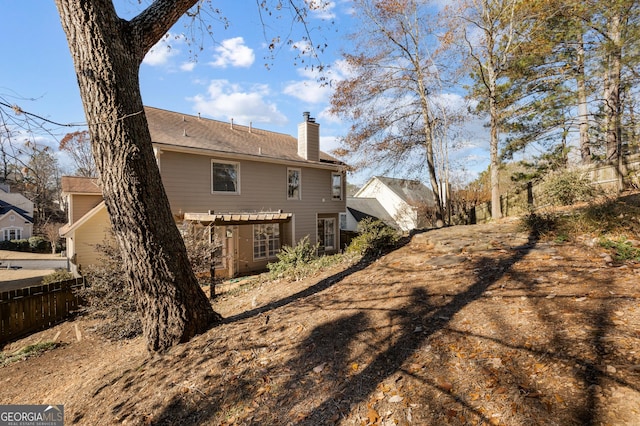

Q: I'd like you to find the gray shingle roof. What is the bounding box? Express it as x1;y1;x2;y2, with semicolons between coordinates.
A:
145;106;342;165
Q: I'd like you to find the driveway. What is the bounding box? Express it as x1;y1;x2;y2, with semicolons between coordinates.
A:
0;251;68;291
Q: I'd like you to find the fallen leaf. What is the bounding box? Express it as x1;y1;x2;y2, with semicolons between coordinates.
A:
367;407;380;425
313;363;326;373
388;395;404;403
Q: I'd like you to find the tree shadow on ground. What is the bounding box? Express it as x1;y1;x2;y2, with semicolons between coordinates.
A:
151;231;540;425
138;227;637;425
222;236;416;325
278;234;540;424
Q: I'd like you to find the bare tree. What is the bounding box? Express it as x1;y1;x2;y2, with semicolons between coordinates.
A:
59;130;97;177
330;0;458;222
41;221;65;254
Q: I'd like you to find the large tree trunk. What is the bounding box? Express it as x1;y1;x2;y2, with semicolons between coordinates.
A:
489;84;502;220
603;12;624;190
575;31;591;164
55;0;221;351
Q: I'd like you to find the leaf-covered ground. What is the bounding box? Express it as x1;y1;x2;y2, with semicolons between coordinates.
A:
2;197;640;425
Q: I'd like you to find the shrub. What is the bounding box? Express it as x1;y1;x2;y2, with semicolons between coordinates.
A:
518;212;558;238
347;218;400;257
0;239;30;252
28;236;49;252
78;228;223;340
540;170;595;206
77;241;142;340
181;223;222;285
42;268;74;284
267;235;319;281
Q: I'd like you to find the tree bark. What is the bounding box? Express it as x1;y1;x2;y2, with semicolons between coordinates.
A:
602;11;625;192
575;31;591;164
55;0;221;351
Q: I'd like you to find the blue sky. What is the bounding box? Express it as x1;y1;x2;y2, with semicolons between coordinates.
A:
1;1;490;186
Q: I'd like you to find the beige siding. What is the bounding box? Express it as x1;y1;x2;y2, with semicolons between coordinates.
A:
73;207;112;272
159;150;346;249
0;214;33;240
71;194;103;223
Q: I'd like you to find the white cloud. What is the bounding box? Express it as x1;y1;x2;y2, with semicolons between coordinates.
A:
143;33;183;66
188;79;287;125
209;37;255;68
180;62;196;72
320;135;341;153
283;80;330;104
282;59;350;104
309;1;336;19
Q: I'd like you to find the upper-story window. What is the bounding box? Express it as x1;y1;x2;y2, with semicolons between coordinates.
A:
331;172;343;201
212;160;240;194
287;168;301;200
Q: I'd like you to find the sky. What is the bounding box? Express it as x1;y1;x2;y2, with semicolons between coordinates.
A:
0;1;490;186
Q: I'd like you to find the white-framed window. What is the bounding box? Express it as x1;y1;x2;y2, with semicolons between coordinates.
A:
212;160;240;194
287;168;301;200
2;228;22;241
331;172;343;201
339;212;347;230
9;215;15;222
317;218;335;251
253;223;280;260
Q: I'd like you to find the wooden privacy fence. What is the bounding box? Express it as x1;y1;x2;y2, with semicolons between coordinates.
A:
0;278;85;345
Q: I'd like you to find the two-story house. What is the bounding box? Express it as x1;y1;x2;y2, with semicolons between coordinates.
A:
60;107;347;277
0;184;34;242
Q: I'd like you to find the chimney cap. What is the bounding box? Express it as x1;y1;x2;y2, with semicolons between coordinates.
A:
302;111;315;123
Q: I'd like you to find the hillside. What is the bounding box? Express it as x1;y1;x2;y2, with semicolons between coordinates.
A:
2;193;640;425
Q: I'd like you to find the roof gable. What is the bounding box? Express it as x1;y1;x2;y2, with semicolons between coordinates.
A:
0;206;33;224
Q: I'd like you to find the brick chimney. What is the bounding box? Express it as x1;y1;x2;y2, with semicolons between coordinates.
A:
298;112;320;162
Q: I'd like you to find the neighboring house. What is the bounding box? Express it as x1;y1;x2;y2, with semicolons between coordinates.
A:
345;176;435;232
60;107;347;277
0;184;34;242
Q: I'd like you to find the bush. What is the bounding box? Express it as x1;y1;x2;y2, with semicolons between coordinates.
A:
540;170;595;206
267;236;319;281
77;241;142;341
181;223;222;285
77;229;223;340
28;236;49;253
347;218;400;257
518;212;558;238
42;268;74;284
0;239;30;252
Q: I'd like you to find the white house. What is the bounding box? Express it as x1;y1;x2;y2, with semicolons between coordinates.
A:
0;184;34;242
345;176;435;232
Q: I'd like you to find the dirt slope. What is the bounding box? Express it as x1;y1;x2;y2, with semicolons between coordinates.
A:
2;217;640;425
